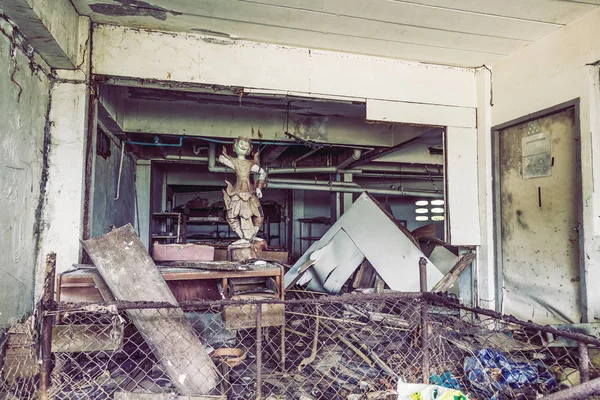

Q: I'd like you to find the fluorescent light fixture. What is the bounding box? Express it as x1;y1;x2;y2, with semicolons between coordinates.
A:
416;216;429;221
415;200;429;206
431;199;444;206
415;208;429;214
431;207;444;213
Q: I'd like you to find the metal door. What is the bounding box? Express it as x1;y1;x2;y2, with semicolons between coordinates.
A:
496;107;582;324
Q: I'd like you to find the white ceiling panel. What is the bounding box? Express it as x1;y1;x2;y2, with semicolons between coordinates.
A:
73;0;600;67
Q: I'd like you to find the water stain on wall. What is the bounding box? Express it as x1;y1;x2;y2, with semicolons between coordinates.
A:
90;0;182;21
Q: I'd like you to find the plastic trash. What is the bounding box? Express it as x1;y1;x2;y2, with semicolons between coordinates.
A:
463;348;556;398
397;383;468;400
430;371;463;391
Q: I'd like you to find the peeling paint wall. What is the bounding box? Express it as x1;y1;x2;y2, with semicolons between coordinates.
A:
0;22;51;327
91;136;136;238
491;7;600;321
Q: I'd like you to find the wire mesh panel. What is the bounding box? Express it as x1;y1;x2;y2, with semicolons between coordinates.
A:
2;293;600;399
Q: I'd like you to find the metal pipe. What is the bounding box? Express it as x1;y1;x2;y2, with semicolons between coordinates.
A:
128;136;183;147
267;166;362;174
255;304;263;400
208;142;232;173
579;342;590;383
337;149;362;170
361;164;443;174
114;141;125;201
540;377;600;400
40;252;56;399
266;181;443;198
268;178;359;187
356;172;444;180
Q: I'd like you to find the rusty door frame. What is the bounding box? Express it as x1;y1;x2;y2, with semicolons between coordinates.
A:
491;99;585;318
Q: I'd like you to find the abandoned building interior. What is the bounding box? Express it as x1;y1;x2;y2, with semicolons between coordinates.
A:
1;1;600;399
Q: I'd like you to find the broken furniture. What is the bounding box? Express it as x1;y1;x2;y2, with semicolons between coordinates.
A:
286;193;444;293
58;263;285;305
81;224;219;395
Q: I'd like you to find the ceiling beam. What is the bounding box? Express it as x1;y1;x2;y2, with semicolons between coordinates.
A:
0;0;82;69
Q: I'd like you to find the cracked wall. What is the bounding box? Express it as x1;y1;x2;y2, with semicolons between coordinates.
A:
0;21;51;328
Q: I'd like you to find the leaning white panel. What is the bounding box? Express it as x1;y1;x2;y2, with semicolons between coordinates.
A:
285;193;444;292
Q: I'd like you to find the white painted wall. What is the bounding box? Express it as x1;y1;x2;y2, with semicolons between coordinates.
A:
490;7;600;320
92;25;477;109
0;26;50;328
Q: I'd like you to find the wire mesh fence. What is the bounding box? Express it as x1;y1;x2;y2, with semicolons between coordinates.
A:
2;292;600;399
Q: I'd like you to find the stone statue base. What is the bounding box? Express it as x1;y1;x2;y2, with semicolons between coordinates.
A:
228;238;268;261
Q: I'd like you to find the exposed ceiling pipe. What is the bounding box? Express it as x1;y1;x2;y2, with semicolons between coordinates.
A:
266;181;443;198
336;149;362;170
208;142;233;173
360;164;443;174
267;166;362;174
355;172;444;180
269;178;359;187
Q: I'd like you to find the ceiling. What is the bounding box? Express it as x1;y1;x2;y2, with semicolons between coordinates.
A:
73;0;600;67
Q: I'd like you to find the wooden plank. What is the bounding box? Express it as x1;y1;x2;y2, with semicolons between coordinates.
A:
446;126;481;245
432;251;476;292
81;224;219;395
367;99;476;128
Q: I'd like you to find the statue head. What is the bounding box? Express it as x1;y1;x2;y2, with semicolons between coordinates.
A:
233;137;253;157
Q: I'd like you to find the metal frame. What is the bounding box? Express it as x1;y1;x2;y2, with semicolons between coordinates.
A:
491;99;585;317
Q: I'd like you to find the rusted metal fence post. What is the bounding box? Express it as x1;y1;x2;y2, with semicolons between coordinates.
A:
40;252;56;399
255;303;263;400
419;257;430;385
579;342;590;383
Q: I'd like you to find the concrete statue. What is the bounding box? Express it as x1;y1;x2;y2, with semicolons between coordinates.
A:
218;137;267;244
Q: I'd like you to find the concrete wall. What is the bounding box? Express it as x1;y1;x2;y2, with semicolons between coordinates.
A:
0;22;50;327
91;136;136;238
490;8;600;320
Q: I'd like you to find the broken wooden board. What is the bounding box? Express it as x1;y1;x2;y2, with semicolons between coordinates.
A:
223;294;285;329
82;224;219;395
285;193;443;292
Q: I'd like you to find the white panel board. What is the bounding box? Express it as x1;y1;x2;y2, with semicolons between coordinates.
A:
285;193;444;292
367;99;476;128
446;126;481;245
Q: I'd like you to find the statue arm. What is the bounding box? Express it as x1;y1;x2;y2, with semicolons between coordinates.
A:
251;163;267;189
218;153;235;169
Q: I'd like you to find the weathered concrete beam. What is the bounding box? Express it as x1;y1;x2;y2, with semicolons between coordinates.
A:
92;24;477;109
121;97;405;147
0;0;82;69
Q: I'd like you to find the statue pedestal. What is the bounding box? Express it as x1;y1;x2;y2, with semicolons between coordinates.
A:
228;239;267;261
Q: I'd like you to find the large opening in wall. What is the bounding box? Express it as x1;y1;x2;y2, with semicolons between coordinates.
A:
95;86;446;259
84;84;458;293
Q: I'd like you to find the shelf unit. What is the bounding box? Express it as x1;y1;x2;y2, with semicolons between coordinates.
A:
151;212;184;244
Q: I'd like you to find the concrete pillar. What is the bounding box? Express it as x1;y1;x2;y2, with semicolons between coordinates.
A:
136;160;152;249
35;81;89;291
